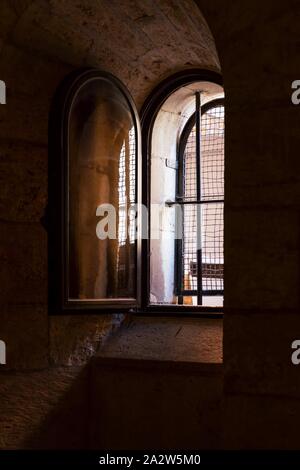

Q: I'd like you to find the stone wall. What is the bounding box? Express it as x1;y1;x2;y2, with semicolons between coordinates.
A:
2;0;298;451
196;0;300;448
0;0;219;448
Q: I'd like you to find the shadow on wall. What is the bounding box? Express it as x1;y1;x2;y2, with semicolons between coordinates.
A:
89;358;223;450
19;366;90;449
7;355;222;450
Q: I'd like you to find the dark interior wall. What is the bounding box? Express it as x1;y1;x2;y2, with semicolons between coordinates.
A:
1;0;299;451
196;0;300;448
0;0;219;448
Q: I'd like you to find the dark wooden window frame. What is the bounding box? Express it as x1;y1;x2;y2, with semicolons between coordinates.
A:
48;68;223;317
48;68;142;315
139;69;224;317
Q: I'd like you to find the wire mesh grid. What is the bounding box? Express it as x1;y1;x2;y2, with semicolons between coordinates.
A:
116;127;136;292
181;105;224;295
201;106;224;201
118;127;136;246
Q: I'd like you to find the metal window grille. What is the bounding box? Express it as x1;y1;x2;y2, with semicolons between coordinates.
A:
177;101;224;302
117;127;136;291
118;126;136;246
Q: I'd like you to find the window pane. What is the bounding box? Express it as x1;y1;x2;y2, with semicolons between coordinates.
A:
68;77;136;300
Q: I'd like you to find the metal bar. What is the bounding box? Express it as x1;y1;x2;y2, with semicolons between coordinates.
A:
181;289;224;296
175;110;185;304
166;199;224;206
177;196;223;202
175;237;184;304
195;91;202;306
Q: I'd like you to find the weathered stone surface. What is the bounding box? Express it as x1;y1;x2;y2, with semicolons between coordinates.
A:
0;140;47;223
225;209;300;310
0;0;223;452
0;367;88;449
196;0;300;448
50;314;124;366
0;304;48;371
97;316;223;364
223;394;300;449
91;357;222;449
160;0;219;66
10;0;219;109
226;107;300;207
9;1;34;17
0;44;72;99
4;0;300;452
0;91;49;145
12;0;90;68
0;222;47;304
0;1;18;41
224;313;300;399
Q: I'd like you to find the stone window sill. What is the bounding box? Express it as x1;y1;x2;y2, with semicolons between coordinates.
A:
94;316;223;371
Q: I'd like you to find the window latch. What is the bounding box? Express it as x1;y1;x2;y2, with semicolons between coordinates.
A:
165;158;178;170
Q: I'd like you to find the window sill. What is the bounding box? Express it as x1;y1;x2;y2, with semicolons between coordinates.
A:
94;316;223;370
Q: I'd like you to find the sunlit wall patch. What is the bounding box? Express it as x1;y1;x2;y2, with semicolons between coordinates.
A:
0;340;6;365
0;80;6;104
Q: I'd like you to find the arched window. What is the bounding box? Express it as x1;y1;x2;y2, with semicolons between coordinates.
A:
141;70;224;312
49;68;223;315
49;69;141;312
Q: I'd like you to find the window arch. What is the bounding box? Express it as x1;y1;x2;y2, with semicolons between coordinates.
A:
49;69;141;313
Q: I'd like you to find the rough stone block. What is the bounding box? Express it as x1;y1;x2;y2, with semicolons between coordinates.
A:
0;222;47;304
0;304;48;370
0;366;88;449
91;358;222;449
224;313;300;399
225;209;300;309
0;140;47;223
223;394;300;449
0;1;17;40
226;107;300;207
49;314;124;366
0;91;49;145
0;44;72;99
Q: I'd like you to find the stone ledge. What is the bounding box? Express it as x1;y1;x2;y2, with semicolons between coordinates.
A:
92;356;222;376
94;316;223;366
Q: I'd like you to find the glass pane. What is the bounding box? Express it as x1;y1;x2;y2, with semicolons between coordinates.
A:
68;77;136;300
